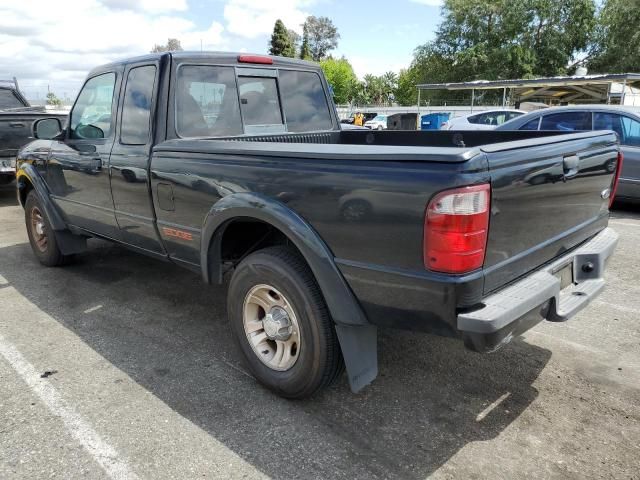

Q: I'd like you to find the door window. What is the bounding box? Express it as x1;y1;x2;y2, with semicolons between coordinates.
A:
540;112;591;131
121;65;156;145
238;76;283;126
593;112;624;139
520;117;541;130
176;65;243;138
621;115;640;147
70;73;116;139
278;70;333;132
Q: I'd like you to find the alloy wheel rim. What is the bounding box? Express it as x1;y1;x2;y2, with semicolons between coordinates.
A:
242;284;301;371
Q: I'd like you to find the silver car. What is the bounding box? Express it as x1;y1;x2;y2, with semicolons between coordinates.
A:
497;105;640;201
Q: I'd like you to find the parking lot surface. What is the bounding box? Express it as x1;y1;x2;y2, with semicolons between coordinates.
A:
0;183;639;479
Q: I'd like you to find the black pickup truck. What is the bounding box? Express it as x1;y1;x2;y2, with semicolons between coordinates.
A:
1;79;67;184
16;52;620;398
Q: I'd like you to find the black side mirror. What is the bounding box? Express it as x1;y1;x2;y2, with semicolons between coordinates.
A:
33;118;62;139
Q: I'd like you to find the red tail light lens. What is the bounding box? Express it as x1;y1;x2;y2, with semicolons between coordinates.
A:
424;184;490;274
237;54;273;64
609;151;623;208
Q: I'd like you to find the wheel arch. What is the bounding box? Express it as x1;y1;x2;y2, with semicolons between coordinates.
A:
200;192;378;392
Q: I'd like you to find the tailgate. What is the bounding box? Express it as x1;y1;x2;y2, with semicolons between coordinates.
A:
482;132;619;294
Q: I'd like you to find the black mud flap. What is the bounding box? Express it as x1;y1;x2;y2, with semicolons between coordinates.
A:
335;324;378;393
54;230;87;255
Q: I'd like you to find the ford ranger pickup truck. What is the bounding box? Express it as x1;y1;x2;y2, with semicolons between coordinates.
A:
1;79;67;184
16;52;620;398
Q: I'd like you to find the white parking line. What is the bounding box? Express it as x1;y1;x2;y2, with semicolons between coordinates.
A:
609;220;640;228
0;333;139;480
83;305;103;314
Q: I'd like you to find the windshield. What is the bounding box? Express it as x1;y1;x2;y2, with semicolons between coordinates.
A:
372;115;386;121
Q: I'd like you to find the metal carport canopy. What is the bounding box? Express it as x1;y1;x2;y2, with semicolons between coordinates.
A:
415;73;640;106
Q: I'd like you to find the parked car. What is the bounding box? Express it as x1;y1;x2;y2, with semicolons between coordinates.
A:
0;79;67;184
497;105;640;202
441;109;526;130
364;114;388;130
17;52;620;398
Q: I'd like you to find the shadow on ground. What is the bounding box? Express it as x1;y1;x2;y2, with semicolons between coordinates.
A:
610;200;640;220
0;183;18;207
0;238;551;479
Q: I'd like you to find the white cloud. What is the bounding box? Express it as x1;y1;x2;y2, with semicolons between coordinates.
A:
224;0;312;39
0;0;225;101
347;54;413;79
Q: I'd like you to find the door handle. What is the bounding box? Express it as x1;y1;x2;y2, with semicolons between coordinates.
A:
9;122;25;128
563;155;579;179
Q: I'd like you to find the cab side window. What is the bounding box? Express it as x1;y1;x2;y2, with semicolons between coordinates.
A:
121;65;156;145
70;73;116;139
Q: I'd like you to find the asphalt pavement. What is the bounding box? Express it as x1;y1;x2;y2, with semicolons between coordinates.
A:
0;183;638;479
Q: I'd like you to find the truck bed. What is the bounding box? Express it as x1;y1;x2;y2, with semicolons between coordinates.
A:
151;129;618;340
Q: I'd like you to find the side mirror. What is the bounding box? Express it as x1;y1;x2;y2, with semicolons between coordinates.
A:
33;118;62;139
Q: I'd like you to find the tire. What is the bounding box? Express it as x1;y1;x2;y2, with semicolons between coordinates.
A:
377;125;383;130
24;191;69;267
227;246;343;398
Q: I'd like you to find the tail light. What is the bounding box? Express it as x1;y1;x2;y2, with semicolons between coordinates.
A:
609;151;623;208
424;184;491;274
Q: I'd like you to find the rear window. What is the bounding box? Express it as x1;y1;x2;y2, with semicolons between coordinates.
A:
0;89;24;109
176;65;243;138
121;65;156;145
540;112;591;131
238;76;283;126
278;70;333;132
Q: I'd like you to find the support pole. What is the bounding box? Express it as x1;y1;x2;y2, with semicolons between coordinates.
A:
471;89;475;113
621;79;627;105
417;88;421;118
502;87;506;107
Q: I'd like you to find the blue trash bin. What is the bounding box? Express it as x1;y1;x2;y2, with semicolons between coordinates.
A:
421;113;451;130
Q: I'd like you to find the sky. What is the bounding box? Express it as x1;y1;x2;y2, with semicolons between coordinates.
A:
0;0;442;102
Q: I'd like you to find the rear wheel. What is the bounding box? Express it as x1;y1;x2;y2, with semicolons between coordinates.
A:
24;191;69;267
227;246;343;398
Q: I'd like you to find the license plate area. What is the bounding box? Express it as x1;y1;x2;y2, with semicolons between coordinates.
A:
553;262;574;290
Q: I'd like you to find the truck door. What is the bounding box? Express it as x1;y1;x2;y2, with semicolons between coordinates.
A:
46;71;121;238
109;63;165;254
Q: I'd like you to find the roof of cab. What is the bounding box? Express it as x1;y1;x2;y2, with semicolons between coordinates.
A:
87;51;320;77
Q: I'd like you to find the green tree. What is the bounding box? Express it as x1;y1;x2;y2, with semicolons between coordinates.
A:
588;0;640;73
151;38;183;53
394;68;418;106
269;19;295;57
46;91;62;107
413;0;596;83
299;23;312;60
302;16;340;61
287;29;301;56
320;57;358;104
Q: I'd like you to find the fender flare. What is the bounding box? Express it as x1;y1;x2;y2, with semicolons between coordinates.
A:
17;164;66;230
200;192;377;392
17;164;86;255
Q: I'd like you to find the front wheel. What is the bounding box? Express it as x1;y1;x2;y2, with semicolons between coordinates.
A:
24;191;69;267
227;246;343;398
